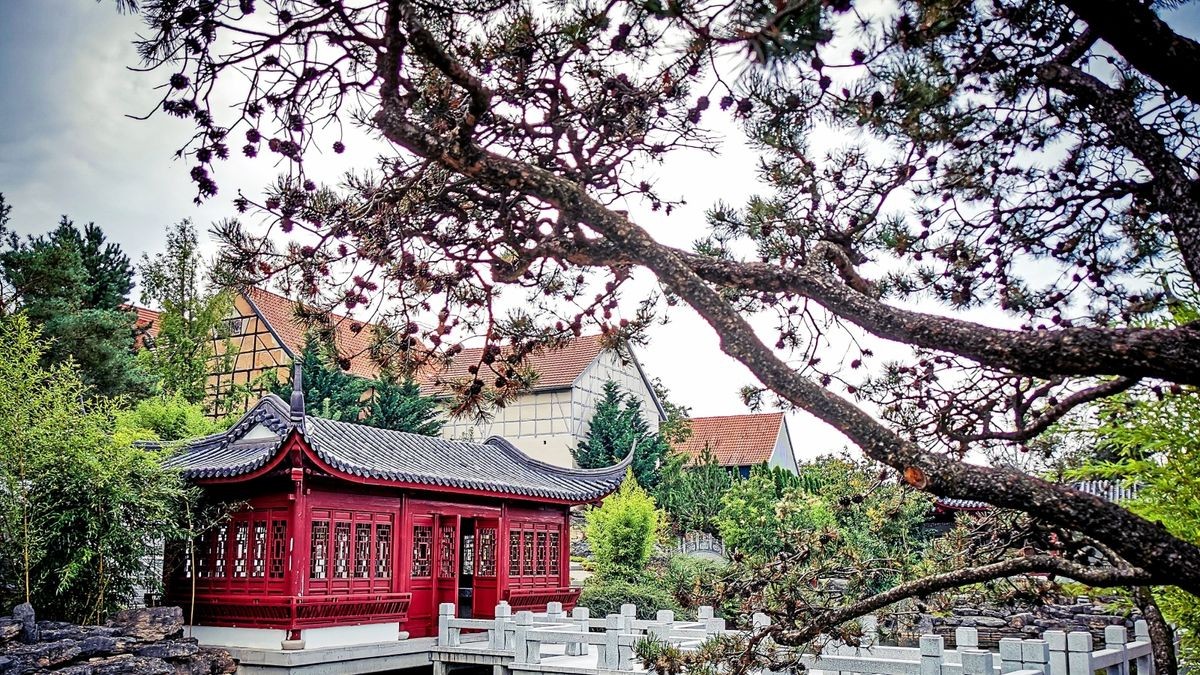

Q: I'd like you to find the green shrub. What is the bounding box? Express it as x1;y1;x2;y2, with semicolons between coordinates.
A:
585;473;665;580
661;554;725;610
578;574;685;619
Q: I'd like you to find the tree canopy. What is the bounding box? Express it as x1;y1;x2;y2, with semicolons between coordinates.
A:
122;0;1200;668
138;219;234;406
0;199;150;399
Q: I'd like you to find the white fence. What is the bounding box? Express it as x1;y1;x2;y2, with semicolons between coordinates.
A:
435;602;1160;675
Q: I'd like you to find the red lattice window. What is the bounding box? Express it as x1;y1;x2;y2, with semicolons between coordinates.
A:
508;524;564;584
195;533;210;578
412;525;432;577
535;532;547;575
522;531;535;576
333;522;351;579
354;524;372;579
508;531;521;576
311;520;330;579
478;528;497;577
251;521;267;578
269;520;287;579
214;526;228;577
438;526;456;579
375;524;392;578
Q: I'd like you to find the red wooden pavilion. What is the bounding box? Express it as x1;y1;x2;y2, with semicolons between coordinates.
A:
160;372;627;647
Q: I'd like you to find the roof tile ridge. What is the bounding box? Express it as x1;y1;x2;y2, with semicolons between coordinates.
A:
483;436;633;477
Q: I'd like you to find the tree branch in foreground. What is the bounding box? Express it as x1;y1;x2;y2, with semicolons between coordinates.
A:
771;555;1160;648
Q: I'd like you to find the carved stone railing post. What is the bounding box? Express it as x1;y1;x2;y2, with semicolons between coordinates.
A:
438;603;459;647
1067;631;1095;675
1045;630;1068;675
920;635;944;675
567;606;590;656
491;601;512;650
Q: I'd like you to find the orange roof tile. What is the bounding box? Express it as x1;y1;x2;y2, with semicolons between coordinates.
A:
128;305;161;337
673;412;785;467
242;286;381;379
421;334;607;394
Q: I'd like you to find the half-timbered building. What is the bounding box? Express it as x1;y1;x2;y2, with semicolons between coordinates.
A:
136;286;664;468
159;373;627;650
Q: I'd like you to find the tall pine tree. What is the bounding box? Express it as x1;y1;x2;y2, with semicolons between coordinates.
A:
573;381;670;489
0;202;149;399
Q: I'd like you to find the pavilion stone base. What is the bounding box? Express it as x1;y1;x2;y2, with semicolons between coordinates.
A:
189;621;406;651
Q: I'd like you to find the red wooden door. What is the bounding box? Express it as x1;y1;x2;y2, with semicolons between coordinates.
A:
407;513;436;636
472;517;500;618
434;515;460;616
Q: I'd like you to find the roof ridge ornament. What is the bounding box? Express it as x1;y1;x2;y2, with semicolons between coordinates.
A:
289;362;305;429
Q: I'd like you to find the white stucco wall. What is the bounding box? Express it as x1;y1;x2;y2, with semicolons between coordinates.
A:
570;348;662;441
436;346;662;468
766;420;799;473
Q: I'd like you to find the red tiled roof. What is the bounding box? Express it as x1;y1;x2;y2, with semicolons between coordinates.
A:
129;305;161;337
421;334;607;393
673;412;785;467
242;286;381;379
243;287;611;391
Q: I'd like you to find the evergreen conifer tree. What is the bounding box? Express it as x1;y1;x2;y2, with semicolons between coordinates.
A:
0;203;149;399
363;374;444;436
271;334;368;422
573;381;669;489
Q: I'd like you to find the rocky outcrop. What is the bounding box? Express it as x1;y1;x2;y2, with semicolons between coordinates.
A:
898;596;1139;648
0;605;236;674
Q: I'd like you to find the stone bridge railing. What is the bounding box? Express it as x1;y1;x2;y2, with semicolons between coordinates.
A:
435;602;1162;675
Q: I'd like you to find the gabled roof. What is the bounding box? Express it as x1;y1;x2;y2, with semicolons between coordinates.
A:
421;334;608;394
162;394;629;503
673;412;786;467
241;286;381;379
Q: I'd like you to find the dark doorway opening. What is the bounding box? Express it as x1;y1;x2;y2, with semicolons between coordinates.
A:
458;519;476;618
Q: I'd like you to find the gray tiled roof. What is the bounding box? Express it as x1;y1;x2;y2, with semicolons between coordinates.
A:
934;480;1141;512
162;394;629;502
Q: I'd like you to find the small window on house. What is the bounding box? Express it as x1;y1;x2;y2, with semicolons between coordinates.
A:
252;521;267;578
334;522;351;579
269;520;287;579
438;526;456;579
522;531;535;576
548;531;560;576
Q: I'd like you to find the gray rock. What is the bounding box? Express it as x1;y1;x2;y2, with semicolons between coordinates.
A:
11;605;35;644
89;654;174;675
951;607;978;616
105;607;183;642
12;638;81;668
0;621;18;644
135;640;199;659
967;616;1008;628
78;636;121;657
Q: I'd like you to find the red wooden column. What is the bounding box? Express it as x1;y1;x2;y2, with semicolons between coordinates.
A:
288;466;310;599
558;506;571;588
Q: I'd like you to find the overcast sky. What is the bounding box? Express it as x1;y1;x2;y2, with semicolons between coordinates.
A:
4;1;1198;463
